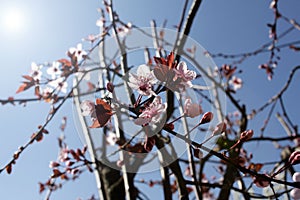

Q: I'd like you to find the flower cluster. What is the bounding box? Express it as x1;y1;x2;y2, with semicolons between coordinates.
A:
134;96;167;126
39;139;93;194
152;52;196;91
16;43;89;104
80;52;204;154
219;64;243;92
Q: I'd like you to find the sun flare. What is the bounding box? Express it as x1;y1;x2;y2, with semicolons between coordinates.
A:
2;8;25;33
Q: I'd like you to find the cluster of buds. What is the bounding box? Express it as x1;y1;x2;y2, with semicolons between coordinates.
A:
39;145;93;194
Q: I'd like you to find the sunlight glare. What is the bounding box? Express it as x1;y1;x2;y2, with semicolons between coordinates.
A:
2;7;25;34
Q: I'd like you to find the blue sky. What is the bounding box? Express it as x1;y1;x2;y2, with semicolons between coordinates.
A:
0;0;300;199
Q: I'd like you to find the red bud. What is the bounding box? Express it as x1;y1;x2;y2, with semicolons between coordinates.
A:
199;112;213;125
240;129;254;142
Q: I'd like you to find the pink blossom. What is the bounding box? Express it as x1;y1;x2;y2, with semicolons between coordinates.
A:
117;160;124;168
117;22;132;38
291;188;300;200
80;100;96;119
212;122;227;136
106;132;117;146
184;98;203;118
49;77;68;93
42;87;53;97
30;62;43;81
59;147;69;162
134;96;167;126
83;34;99;43
173;61;196;87
128;64;157;96
47;61;61;79
229;76;243;91
68;43;87;62
290;172;300;199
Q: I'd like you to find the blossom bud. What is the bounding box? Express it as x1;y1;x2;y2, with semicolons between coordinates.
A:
289;151;300;165
184;98;203;118
199;112;213;125
106;82;114;93
117;160;124;168
240;129;254;142
253;174;270;188
291;172;300;199
212;122;226;136
164;123;174;131
293;172;300;182
49;161;60;168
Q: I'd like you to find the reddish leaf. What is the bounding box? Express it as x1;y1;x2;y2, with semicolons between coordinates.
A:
22;75;34;81
57;59;72;67
16;83;32;94
60;174;69;180
248;163;264;172
167;52;175;68
70;149;80;161
6;164;12;174
39;183;45;193
90;119;101;128
90;99;113;128
51;169;62;178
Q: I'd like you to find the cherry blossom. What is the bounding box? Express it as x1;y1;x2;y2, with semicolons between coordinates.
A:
106;132;117;146
229;76;243;91
47;61;61;79
220;64;236;79
82;34;99;43
49;77;68;93
30;62;43;81
80;100;96;117
173;61;196;87
212;122;227;136
184;98;203;118
134;96;167;126
128;64;157;96
117;22;132;38
68;43;87;62
291;172;300;199
41;87;54;102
